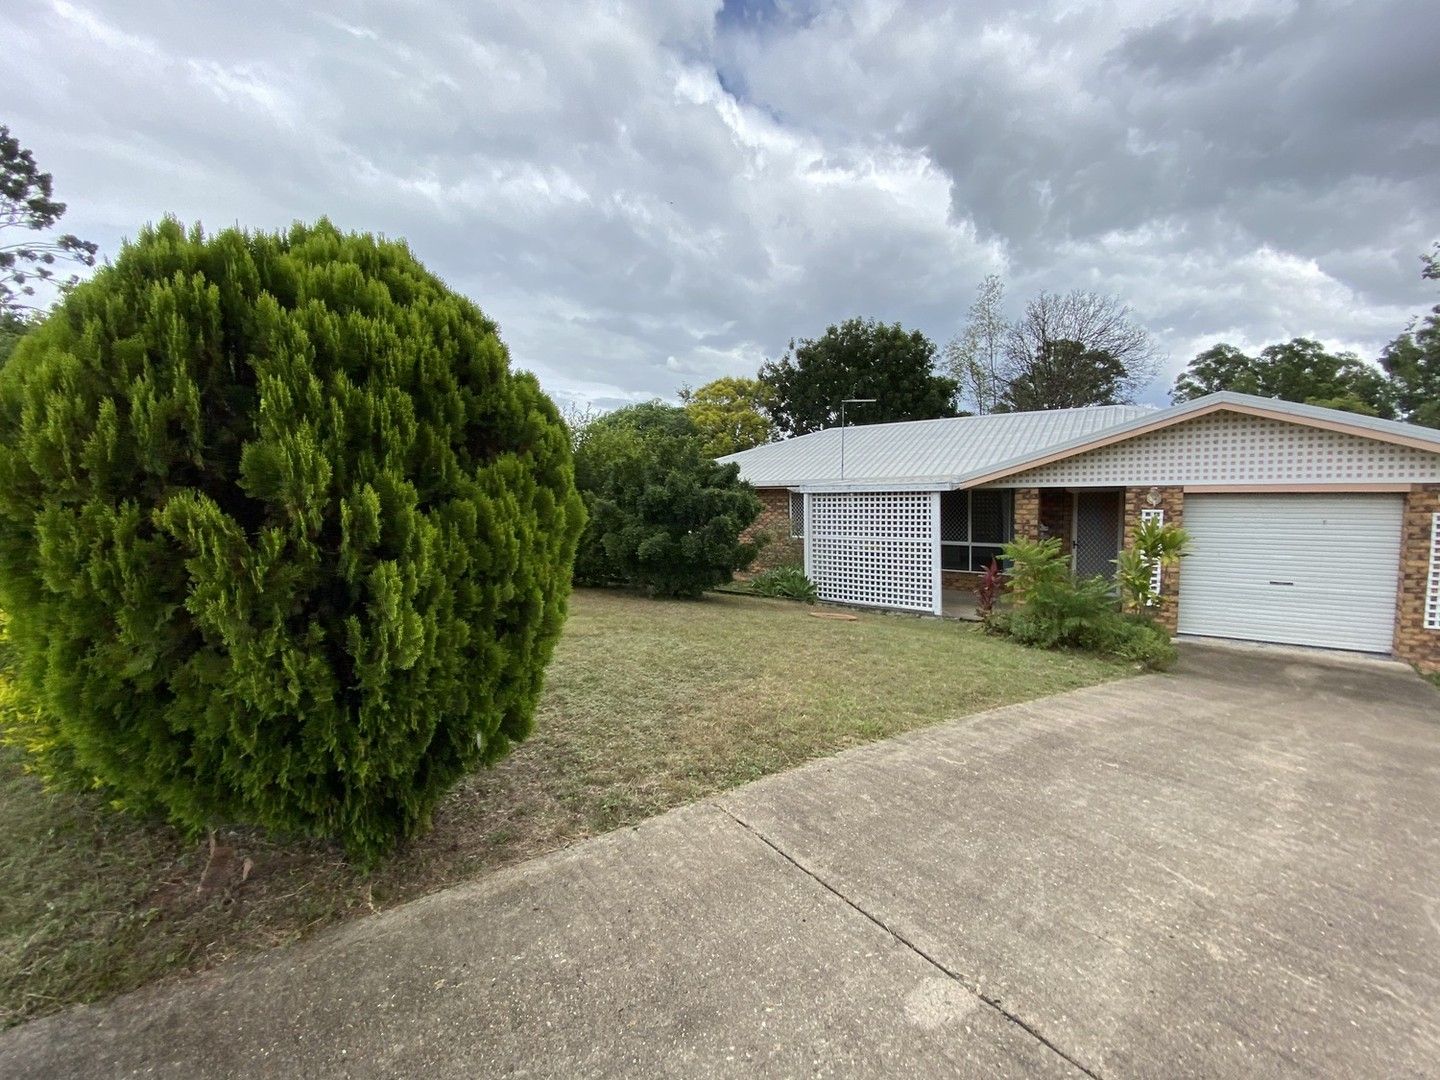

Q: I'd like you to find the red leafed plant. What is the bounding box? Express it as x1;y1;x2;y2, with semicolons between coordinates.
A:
976;557;1005;618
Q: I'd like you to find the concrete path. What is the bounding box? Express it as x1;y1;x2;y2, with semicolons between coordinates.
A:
4;645;1439;1078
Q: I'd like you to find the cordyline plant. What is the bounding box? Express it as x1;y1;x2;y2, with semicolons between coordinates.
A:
0;218;585;861
974;557;1004;618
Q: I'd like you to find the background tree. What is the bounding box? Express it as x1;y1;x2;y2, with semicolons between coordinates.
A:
944;274;1007;414
999;290;1158;408
573;402;761;597
0;310;28;365
558;400;603;451
1;126;97;314
1379;244;1440;428
1170;337;1395;417
679;376;776;456
0;218;585;862
1169;343;1261;401
999;339;1127;411
759;317;956;437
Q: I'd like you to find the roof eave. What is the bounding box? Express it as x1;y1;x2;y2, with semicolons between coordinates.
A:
957;395;1440;488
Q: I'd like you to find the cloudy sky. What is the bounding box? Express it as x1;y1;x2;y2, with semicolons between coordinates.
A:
6;0;1437;409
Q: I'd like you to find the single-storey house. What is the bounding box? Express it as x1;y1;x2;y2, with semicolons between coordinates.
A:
720;391;1440;671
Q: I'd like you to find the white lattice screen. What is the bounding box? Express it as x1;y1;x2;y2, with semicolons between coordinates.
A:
1139;507;1164;602
1426;513;1440;631
806;492;939;613
1001;412;1440;487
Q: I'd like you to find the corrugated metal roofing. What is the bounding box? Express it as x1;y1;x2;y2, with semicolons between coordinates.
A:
718;392;1440;491
717;404;1153;489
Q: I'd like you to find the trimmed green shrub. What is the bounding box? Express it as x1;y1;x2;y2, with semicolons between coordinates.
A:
999;573;1115;650
0;219;585;861
1105;617;1178;670
573;402;761;597
749;565;817;602
989;539;1177;670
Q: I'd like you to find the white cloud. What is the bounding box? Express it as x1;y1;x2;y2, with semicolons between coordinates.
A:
3;0;1436;412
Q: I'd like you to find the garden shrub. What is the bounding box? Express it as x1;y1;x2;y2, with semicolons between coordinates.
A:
0;218;585;861
1104;617;1178;670
573;402;761;597
1001;536;1070;600
988;538;1177;670
974;557;1004;618
1114;518;1191;612
749;565;817;602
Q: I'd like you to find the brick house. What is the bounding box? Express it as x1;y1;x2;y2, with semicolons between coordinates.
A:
720;392;1440;672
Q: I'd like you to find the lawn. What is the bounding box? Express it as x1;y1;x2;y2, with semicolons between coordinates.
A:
0;588;1129;1026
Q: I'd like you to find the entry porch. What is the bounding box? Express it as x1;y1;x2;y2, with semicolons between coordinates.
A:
799;486;1131;617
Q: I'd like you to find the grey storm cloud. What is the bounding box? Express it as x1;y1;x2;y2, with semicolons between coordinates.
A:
4;0;1438;408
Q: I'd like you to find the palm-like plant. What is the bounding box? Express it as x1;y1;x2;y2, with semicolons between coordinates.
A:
1115;519;1191;611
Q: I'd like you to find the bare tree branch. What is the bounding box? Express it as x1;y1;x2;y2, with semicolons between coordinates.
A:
1000;290;1159;407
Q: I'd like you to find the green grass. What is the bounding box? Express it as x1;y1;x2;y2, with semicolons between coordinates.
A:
0;588;1129;1025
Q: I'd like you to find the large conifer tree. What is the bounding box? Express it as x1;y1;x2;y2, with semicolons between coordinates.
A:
0;219;584;860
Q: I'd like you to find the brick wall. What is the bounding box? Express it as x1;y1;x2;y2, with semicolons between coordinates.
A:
1038;489;1071;556
740;487;804;575
941;569;980;590
1394;485;1440;673
1014;488;1040;542
1123;486;1185;633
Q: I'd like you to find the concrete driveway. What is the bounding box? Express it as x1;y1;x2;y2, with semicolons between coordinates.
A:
3;644;1438;1078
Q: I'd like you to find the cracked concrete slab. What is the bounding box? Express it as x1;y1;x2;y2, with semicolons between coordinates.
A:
0;802;1080;1079
718;645;1440;1078
3;644;1437;1078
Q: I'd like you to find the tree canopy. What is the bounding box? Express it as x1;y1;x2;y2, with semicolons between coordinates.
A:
1170;337;1395;417
1;125;97;315
1379;244;1440;429
679;376;776;456
999;290;1158;409
759;317;957;437
573;402;760;597
944;274;1007;414
999;339;1128;412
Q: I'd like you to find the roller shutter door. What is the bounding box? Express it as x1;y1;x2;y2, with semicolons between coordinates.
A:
1177;494;1403;653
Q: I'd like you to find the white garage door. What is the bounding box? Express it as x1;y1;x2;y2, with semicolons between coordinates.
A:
1178;494;1403;653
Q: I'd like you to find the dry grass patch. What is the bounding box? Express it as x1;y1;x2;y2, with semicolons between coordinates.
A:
0;588;1128;1025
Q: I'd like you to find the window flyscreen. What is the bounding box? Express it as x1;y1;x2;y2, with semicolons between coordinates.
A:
940;489;1014;572
971;489;1011;542
940;490;969;542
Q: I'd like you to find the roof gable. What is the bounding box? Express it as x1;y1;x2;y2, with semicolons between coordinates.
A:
969;393;1440;488
988;407;1440;488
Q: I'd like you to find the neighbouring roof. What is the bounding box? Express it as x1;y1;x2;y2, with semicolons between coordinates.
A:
718;392;1440;491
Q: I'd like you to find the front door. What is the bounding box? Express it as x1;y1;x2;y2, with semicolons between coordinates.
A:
1073;491;1122;579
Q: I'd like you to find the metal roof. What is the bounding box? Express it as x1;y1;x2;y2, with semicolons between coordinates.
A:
719;392;1440;491
717;404;1153;490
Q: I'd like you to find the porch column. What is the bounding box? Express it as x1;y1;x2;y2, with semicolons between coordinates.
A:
1394;484;1440;673
1123;486;1185;633
1013;487;1041;542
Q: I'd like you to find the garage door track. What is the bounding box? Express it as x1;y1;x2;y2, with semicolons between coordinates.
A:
3;644;1438;1078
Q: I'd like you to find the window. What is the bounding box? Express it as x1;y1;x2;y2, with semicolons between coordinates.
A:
789;491;805;538
939;489;1014;572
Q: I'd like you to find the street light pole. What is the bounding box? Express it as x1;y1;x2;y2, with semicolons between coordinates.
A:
839;398;877;481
